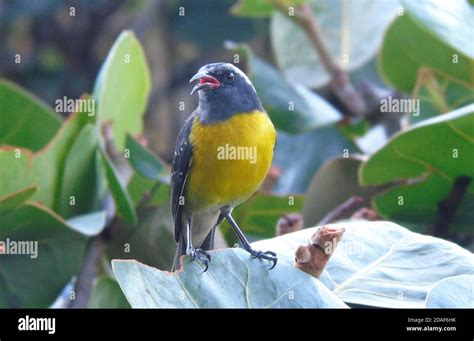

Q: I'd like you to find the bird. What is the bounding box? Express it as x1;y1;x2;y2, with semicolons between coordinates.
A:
171;62;277;272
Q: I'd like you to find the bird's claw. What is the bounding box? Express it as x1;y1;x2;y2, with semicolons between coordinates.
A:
189;248;211;272
250;249;278;270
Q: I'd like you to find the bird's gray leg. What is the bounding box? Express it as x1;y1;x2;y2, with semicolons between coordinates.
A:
223;211;277;270
185;217;211;271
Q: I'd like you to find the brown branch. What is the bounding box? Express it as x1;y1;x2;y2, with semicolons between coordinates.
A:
274;2;367;116
350;207;379;221
67;233;107;308
276;213;304;236
318;196;364;225
431;176;471;238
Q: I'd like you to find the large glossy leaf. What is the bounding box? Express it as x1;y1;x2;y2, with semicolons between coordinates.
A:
93;31;151;149
379;0;474;92
425;275;474;308
303;157;380;227
66;211;107;237
125;134;170;183
253;221;473;308
0;110;95;212
98;149;137;225
409;73;474;125
88;276;130;309
0;79;62;151
271;0;399;88
359;104;474;233
230;44;342;133
272;126;358;193
112;248;347;308
0;202;86;308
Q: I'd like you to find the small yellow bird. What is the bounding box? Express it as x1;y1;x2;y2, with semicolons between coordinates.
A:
171;62;277;271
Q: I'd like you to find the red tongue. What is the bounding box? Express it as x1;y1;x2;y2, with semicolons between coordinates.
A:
199;76;218;84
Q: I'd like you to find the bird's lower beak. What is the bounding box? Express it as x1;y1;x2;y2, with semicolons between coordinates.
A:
189;70;220;95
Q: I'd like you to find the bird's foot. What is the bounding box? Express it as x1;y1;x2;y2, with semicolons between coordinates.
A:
249;249;278;270
188;248;211;272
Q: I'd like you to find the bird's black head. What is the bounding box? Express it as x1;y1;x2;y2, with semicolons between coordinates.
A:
189;62;263;124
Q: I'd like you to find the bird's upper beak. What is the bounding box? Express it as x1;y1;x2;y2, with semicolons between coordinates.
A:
189;70;221;95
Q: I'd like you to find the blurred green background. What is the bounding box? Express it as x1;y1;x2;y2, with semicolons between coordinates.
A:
0;0;472;308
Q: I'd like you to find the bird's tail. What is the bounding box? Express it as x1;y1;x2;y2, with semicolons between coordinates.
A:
171;235;186;272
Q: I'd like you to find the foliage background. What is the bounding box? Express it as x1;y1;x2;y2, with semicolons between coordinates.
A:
0;0;472;308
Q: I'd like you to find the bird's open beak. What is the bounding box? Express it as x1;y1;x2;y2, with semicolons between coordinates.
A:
189;70;220;95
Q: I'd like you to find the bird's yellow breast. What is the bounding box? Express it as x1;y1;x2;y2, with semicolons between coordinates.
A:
186;111;276;211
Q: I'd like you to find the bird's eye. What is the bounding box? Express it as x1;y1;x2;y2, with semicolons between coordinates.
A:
225;72;235;83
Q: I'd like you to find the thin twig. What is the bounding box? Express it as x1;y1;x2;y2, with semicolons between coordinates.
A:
432;176;471;238
276;213;303;236
274;2;367;116
67;217;120;309
318;196;364;225
67;235;107;308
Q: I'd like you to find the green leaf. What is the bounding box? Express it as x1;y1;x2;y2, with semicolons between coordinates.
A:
88;276;130;308
0;202;86;308
0;185;37;215
127;172;170;206
359;104;474;233
0;110;96;212
403;0;474;59
229;43;341;133
0;79;62;151
379;0;474;92
112;248;347;308
33;112;94;211
93;31;151;149
254;221;473;308
98;149;137;225
271;0;399;88
231;0;305;18
0;147;32;199
59;124;102;217
409;73;474;125
303;157;381;227
425;275;474;308
125;134;170;183
127;173;157;205
66;211;107;236
221;193;304;244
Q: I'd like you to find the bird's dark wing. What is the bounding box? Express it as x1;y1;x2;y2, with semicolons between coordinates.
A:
171;114;196;242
